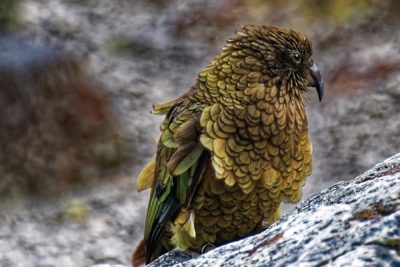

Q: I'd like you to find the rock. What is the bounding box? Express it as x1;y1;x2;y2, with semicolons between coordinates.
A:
146;154;400;267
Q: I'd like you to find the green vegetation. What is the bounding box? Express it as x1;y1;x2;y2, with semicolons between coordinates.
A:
369;239;400;255
0;0;19;30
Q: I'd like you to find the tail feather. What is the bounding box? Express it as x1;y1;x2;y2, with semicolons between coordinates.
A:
132;239;146;267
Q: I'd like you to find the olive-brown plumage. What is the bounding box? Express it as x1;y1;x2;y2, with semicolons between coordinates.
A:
132;25;323;266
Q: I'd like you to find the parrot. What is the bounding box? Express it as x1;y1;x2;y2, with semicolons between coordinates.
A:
132;25;324;266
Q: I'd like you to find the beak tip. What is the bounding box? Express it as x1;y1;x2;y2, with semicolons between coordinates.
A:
309;63;324;102
318;81;324;102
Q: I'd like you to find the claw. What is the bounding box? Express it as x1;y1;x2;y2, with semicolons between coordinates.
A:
201;243;216;253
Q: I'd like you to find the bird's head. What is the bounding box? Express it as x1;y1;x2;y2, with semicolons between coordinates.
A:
226;25;324;101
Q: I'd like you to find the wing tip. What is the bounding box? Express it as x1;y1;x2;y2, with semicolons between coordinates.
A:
152;99;178;115
136;156;156;192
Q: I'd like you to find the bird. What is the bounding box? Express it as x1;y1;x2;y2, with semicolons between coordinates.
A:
132;25;324;266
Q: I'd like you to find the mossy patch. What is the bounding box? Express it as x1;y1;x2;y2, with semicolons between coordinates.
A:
368;239;400;256
353;202;399;221
0;0;19;30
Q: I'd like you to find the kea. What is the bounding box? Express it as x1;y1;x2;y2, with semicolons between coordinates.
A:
132;25;324;266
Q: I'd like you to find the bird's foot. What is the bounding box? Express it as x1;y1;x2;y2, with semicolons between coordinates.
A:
201;243;216;253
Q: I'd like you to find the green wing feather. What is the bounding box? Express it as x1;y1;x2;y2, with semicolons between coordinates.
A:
143;99;207;263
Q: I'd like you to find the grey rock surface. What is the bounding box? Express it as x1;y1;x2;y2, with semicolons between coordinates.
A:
147;154;400;267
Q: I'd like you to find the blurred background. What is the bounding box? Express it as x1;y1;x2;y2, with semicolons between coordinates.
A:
0;0;399;266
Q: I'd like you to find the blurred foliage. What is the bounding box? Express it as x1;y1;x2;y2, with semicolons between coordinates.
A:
107;35;157;58
92;128;125;168
107;35;132;55
0;0;19;30
65;199;90;222
244;0;399;30
163;0;400;49
68;0;91;5
300;0;375;23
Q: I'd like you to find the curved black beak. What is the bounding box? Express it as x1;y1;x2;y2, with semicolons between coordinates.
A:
309;63;324;101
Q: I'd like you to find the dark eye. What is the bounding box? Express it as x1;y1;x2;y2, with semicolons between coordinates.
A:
292;52;301;63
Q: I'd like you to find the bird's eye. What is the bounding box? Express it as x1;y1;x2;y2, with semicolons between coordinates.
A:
292;52;301;63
